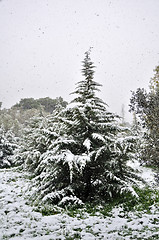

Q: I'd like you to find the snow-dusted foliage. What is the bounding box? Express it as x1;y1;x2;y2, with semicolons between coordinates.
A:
130;65;159;168
0;127;17;168
14;107;63;170
16;50;139;206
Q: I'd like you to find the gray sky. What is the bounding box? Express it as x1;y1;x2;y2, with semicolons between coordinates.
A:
0;0;159;122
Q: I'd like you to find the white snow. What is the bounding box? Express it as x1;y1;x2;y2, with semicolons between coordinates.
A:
92;133;105;143
128;159;157;187
62;150;90;182
83;138;91;151
0;165;159;240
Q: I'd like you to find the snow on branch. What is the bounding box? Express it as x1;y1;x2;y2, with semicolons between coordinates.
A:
92;133;105;143
62;150;90;183
83;138;91;151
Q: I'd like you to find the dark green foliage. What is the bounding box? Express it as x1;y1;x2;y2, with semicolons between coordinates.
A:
0;127;17;168
13;96;67;113
129;65;159;168
13;98;40;110
37;96;67;113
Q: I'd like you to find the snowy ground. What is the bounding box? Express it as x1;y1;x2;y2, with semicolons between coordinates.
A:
0;165;159;240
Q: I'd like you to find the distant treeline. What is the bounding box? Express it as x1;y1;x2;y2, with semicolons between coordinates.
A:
0;96;68;136
12;96;68;113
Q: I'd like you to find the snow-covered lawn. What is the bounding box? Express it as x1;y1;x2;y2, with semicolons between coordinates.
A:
0;166;159;240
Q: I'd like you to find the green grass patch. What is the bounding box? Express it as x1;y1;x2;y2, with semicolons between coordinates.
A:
31;186;159;219
33;204;61;216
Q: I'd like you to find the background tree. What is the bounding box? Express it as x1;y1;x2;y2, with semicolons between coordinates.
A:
150;65;159;92
0;127;17;168
130;65;159;168
0;97;67;137
37;97;67;113
13;98;40;110
13;97;67;114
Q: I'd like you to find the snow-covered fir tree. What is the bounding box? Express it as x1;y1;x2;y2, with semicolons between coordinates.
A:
23;49;139;206
14;115;46;169
0;127;17;168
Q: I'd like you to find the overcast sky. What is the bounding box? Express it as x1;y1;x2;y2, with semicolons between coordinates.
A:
0;0;159;121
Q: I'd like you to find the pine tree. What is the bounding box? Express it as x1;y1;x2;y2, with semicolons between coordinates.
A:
17;50;139;207
33;50;139;206
0;127;17;168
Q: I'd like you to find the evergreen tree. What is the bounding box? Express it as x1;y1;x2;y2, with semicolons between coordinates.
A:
17;50;139;207
31;50;138;206
130;65;159;168
14;114;51;170
0;127;17;168
14;105;65;172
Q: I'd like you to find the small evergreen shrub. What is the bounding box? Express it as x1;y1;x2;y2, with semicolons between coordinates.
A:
0;127;17;168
